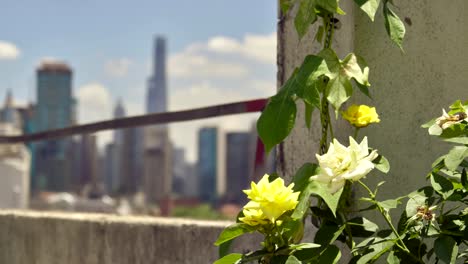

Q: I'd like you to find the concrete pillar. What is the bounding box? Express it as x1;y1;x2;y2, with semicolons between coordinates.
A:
278;1;467;202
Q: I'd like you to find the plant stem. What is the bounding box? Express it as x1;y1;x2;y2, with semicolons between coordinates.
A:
319;13;335;155
357;180;374;198
353;127;360;140
358;180;410;253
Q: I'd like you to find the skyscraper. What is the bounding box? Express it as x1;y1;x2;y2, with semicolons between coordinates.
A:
146;36;167;113
197;127;226;204
143;35;172;206
33;61;74;191
225;132;252;204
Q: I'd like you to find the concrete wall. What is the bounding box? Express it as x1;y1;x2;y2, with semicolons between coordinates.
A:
0;210;261;264
278;1;467;201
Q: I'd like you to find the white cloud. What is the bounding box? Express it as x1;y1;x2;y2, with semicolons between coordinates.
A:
167;32;275;80
169;50;248;78
207;37;242;53
207;32;277;64
76;83;113;148
104;58;132;77
0;41;20;60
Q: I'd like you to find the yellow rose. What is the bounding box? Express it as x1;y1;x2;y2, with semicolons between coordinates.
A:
240;175;300;224
342;104;380;128
238;202;269;226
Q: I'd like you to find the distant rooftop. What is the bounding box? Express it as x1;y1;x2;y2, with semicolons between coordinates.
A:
37;60;72;73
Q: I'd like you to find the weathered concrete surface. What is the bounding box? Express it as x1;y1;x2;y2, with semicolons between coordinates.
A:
277;0;354;180
0;210;261;264
278;1;467;201
352;0;468;202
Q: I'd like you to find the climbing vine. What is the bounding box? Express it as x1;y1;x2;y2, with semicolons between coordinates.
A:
214;1;468;263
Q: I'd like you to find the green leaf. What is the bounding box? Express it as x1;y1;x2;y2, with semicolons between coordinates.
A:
309;180;344;216
354;0;381;21
383;1;405;50
314;223;346;246
214;223;255;246
282;219;304;244
285;255;301;264
218;239;234;259
341;53;370;86
431;173;454;200
280;0;297;14
291;163;319;219
316;0;339;13
318;50;371;112
318;49;340;78
292;163;319;192
348;217;378;237
434;236;458;264
373;154;390;173
444;137;468;145
355;81;372;98
378;198;400;210
257;89;296;154
386;251;400;264
448;99;466;114
326;74;353;113
445;146;468;171
356;238;394;264
289;243;321;251
257;55;328;153
214;253;242;264
318;245;341;264
294;0;317;39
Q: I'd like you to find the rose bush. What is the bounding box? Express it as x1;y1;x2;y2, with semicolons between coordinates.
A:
214;0;467;263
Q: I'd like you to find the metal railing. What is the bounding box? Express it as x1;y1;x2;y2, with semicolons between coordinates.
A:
0;98;268;143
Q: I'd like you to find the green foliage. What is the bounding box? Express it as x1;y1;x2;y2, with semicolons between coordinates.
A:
213;253;242;264
434;236;458;264
354;0;381;21
257;55;328;153
318;49;371;114
294;0;318;39
215;2;468;264
383;0;406;49
214;223;255;246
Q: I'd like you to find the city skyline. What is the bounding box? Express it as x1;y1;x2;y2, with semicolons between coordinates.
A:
0;1;277;161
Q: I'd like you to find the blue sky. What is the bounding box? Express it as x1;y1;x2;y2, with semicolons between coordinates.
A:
0;0;277;161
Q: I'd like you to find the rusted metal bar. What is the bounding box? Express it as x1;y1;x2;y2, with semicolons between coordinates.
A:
0;98;268;144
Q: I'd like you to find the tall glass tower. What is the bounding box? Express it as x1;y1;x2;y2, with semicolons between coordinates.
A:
146;36;167;114
143;35;172;207
33;61;74;191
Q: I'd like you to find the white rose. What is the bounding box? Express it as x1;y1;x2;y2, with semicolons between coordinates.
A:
311;136;378;193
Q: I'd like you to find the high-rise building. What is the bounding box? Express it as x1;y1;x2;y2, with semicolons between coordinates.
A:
143;35;172;206
0;123;31;209
146;36;167;114
79;134;102;198
104;143;118;193
32;61;74;191
197;127;226;204
225;132;252;204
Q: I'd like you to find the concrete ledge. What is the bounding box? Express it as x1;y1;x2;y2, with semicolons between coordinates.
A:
0;210;262;264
